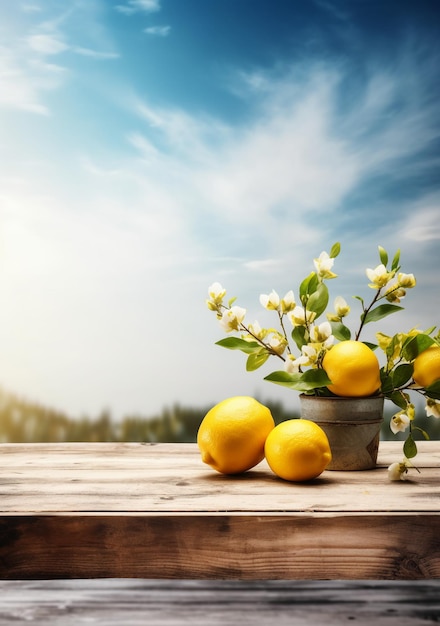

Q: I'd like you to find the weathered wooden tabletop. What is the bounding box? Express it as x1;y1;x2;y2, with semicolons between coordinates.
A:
0;441;439;579
0;580;439;625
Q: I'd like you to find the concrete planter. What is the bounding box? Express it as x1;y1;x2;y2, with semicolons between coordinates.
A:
299;394;384;470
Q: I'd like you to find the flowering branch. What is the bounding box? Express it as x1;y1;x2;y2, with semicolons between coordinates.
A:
206;243;440;478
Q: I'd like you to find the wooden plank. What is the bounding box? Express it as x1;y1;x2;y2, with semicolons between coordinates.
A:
0;442;439;580
0;513;438;579
0;580;439;625
0;442;439;513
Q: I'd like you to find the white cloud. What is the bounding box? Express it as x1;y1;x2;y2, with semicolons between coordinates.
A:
144;25;171;37
27;33;68;55
115;0;161;15
400;200;440;242
73;47;120;59
0;3;120;115
21;4;43;13
0;45;60;114
119;50;439;259
243;259;283;272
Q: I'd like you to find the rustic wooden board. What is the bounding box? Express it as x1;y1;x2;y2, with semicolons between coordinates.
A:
0;580;439;625
0;442;439;579
0;442;439;513
0;513;438;579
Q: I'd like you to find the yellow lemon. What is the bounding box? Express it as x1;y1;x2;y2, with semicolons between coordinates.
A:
322;340;381;397
264;419;331;482
197;396;275;474
413;345;440;388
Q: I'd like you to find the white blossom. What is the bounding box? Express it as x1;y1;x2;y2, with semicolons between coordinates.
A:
366;264;395;289
388;461;409;481
310;321;333;343
390;412;410;434
208;282;226;303
285;354;309;374
313;251;337;279
288;306;316;327
218;306;246;332
425;399;440;419
260;290;280;311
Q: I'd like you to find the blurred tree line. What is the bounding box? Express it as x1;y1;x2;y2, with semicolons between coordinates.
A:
0;389;299;443
0;388;438;443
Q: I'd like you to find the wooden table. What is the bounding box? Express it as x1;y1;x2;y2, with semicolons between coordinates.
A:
0;441;439;579
0;580;439;625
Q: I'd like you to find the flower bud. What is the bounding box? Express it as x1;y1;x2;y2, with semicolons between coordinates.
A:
397;273;416;288
386;287;406;303
260;290;280;311
334;296;350;317
280;290;296;314
248;321;267;341
269;332;288;356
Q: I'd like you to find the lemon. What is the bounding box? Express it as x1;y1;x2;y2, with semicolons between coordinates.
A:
322;340;381;397
264;419;331;482
197;396;275;474
413;345;440;388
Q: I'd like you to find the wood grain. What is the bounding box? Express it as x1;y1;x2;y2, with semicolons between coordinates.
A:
1;441;439;513
0;442;439;579
0;580;439;625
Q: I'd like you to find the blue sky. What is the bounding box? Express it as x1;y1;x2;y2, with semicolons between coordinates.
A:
0;0;439;419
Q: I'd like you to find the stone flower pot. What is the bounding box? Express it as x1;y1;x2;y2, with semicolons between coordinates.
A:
299;394;384;471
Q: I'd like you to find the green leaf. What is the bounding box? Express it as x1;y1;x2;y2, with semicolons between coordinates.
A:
378;245;388;267
306;282;329;317
329;242;341;258
228;296;237;307
291;326;307;351
362;303;403;325
425;380;440;400
353;295;365;307
403;434;417;459
246;350;270;371
402;334;435;362
424;326;437;336
363;341;378;351
215;337;261;354
388;390;408;410
392;363;414;388
264;368;332;392
391;249;401;271
330;321;351;341
380;371;394;396
299;272;319;301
